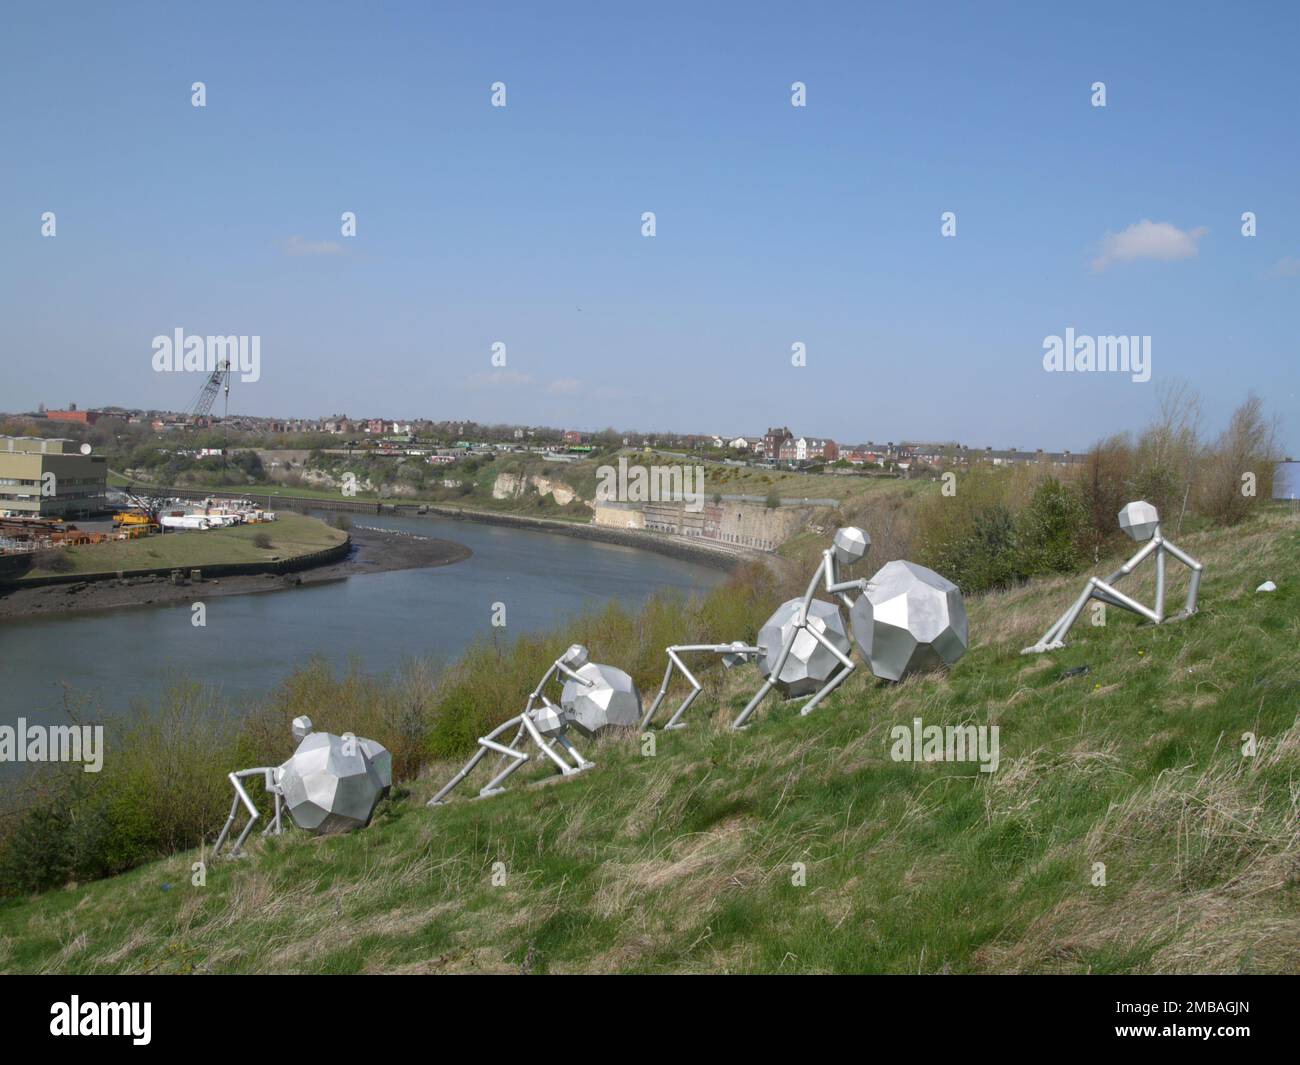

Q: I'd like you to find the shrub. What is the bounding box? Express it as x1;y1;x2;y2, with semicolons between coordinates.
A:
1014;478;1086;576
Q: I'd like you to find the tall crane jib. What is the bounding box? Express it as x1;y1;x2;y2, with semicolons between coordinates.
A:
190;360;231;420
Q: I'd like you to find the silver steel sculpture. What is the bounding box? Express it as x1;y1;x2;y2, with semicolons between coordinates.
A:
1021;499;1203;654
643;527;971;731
213;715;392;858
731;526;874;728
640;527;870;731
428;644;642;805
861;560;969;681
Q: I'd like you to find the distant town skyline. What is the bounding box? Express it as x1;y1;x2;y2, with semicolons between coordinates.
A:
3;399;1131;458
3;2;1296;452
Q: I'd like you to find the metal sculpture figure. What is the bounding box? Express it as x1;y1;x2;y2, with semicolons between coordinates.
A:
428;644;641;805
639;527;870;731
643;528;971;731
1022;500;1203;655
214;716;391;858
731;526;874;728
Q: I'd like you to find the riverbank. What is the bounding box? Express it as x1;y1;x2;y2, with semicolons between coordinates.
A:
0;523;471;621
113;482;769;572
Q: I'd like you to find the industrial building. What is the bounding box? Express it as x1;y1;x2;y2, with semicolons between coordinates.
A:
0;437;107;518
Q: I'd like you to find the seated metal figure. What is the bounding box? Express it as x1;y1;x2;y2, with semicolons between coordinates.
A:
1022;500;1203;655
640;527;873;731
214;715;391;858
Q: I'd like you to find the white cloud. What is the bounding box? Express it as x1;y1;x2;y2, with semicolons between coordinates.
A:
1091;220;1207;273
546;378;582;395
281;234;344;256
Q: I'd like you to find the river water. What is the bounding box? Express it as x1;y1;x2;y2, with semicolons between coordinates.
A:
0;511;724;731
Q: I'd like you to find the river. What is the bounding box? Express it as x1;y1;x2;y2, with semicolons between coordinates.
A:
0;511;725;733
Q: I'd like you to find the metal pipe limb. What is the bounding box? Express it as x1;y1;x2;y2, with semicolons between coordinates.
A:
1154;544;1166;622
1091;578;1160;623
732;678;775;729
663;687;702;730
429;719;523;806
521;714;575;775
639;656;679;730
799;662;854;716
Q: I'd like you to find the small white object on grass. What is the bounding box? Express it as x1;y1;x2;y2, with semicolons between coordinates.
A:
1256;580;1277;593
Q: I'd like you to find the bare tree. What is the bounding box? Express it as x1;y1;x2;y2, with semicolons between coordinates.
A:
1198;393;1282;525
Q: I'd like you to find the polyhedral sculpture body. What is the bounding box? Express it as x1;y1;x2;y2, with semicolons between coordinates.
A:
756;598;854;698
561;662;643;736
861;560;969;681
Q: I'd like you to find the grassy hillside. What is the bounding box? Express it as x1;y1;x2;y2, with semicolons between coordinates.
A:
1;511;1295;974
18;513;346;580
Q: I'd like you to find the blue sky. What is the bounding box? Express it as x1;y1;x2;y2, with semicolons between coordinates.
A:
1;1;1296;451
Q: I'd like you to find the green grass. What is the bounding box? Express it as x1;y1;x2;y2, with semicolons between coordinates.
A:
19;513;346;580
0;512;1296;973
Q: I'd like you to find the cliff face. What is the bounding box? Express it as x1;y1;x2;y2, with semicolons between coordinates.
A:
492;472;581;506
594;498;826;552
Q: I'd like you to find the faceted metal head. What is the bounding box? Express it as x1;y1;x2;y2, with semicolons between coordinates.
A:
721;640;755;669
863;560;968;682
561;662;643;737
1118;500;1159;541
277;731;388;834
757;598;853;698
529;702;566;739
832;526;871;568
560;644;590;670
291;715;314;741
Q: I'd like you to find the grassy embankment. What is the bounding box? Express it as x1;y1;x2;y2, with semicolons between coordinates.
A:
0;508;1294;973
16;513;346;581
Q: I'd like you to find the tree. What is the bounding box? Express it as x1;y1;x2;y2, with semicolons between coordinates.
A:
1198;393;1281;525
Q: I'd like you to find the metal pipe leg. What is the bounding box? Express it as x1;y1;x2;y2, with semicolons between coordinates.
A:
1091;578;1160;623
1185;564;1202;614
522;715;577;776
1154;543;1166;622
661;650;704;726
1160;539;1203;615
664;687;703;730
733;623;803;729
1024;581;1094;653
732;678;776;730
800;661;854;716
557;735;594;770
479;750;529;797
429;718;522;806
213;793;242;856
640;657;678;730
797;626;857;715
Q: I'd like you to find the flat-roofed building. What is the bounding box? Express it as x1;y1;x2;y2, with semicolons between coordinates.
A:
0;437;107;517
